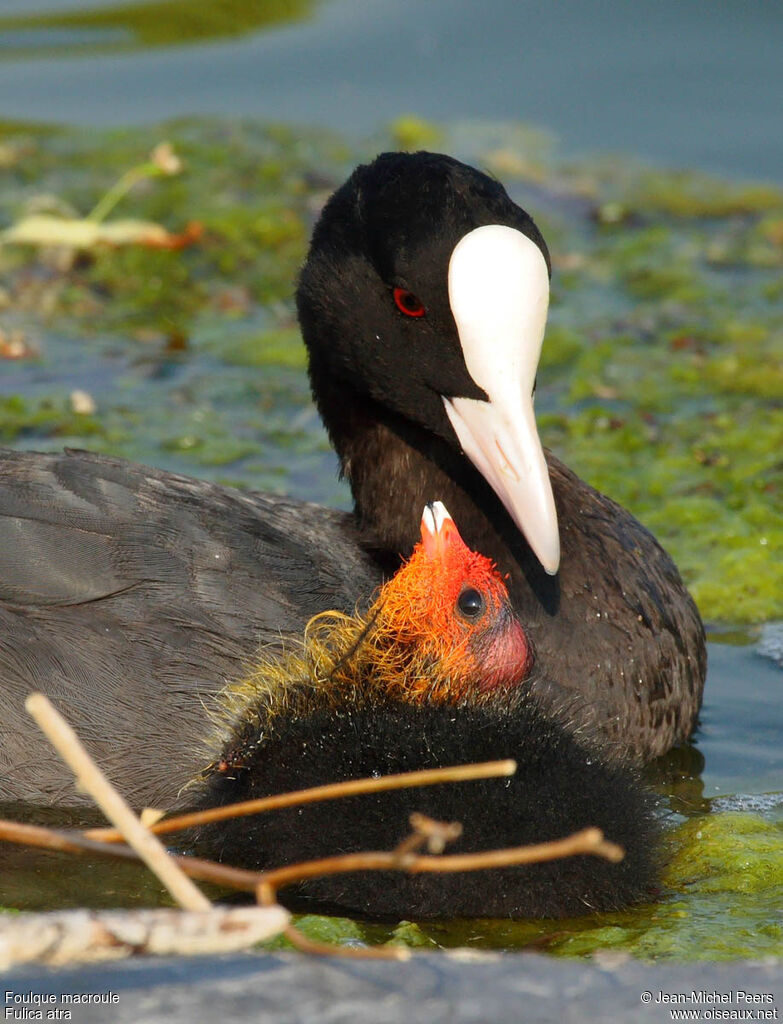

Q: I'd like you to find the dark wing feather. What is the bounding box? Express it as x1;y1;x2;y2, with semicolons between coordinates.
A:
0;449;380;806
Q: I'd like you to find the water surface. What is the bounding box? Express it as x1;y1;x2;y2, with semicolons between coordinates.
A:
0;0;782;182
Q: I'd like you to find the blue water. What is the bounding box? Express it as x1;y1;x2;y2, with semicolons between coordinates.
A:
697;639;783;798
0;0;782;182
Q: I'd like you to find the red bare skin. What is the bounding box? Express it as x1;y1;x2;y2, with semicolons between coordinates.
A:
370;507;531;701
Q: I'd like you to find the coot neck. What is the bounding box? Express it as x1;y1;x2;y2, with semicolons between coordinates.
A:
312;371;557;609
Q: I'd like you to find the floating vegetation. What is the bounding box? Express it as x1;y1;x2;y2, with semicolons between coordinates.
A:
0;0;319;57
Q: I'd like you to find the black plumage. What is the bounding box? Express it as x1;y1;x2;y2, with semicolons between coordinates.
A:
191;692;659;920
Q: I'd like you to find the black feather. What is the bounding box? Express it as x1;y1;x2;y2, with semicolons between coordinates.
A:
190;692;660;920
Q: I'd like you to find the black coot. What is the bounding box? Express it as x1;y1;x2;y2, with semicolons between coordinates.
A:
0;152;704;801
298;152;705;757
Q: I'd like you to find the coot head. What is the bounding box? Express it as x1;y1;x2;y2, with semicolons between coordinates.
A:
212;501;532;766
372;500;530;698
298;151;559;574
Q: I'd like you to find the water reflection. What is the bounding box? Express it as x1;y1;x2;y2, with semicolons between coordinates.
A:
0;0;318;57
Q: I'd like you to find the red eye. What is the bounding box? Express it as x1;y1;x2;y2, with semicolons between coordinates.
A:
393;287;426;318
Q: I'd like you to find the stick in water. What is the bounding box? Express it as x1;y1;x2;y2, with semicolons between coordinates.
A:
85;759;518;843
24;693;211;912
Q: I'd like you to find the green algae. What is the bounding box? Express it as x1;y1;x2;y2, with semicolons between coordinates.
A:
0;394;105;444
626;170;783;220
207;327;308;370
666;813;783;896
0;0;318;57
262;914;368;952
426;811;783;961
389;116;444;153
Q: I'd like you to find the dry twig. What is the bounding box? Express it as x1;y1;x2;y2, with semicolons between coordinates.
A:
0;818;261;892
0;906;289;970
25;693;210;911
84;759;517;842
254;827;622;906
282;923;411;961
393;812;463;861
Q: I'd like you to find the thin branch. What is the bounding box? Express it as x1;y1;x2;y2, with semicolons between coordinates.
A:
0;817;622;906
282;923;411;961
0;818;261;892
0;818;143;862
255;827;623;900
25;693;210;911
0;814;625;963
84;759;517;843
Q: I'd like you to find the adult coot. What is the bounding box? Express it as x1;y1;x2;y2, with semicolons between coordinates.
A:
298;152;705;757
0;152;705;778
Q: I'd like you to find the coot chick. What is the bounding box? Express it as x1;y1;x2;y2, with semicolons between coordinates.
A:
189;504;659;920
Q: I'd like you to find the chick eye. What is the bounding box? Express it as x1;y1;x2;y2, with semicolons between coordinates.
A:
457;586;486;621
393;287;426;318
